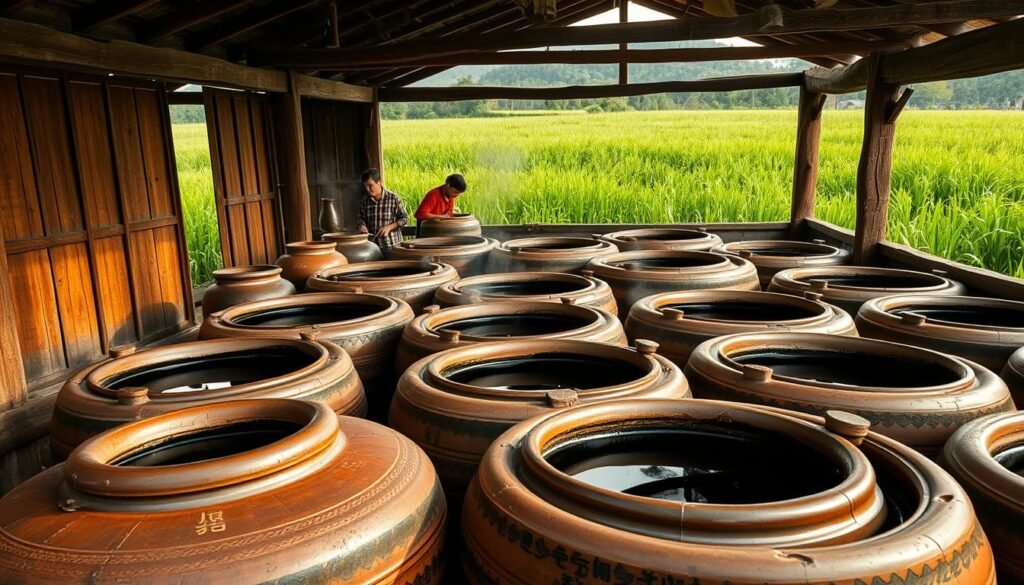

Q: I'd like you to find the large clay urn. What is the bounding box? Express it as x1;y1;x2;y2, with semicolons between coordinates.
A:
586;250;760;318
391;236;497;277
1;400;447;584
202;265;296;315
419;213;482;238
768;266;966;315
462;399;996;585
942;411;1024;584
600;227;723;252
434;271;617;314
275;240;348;292
390;339;689;500
50;337;366;460
1003;347;1024;407
685;332;1014;456
322;231;383;263
489;236;618;274
396;301;626;372
199;292;414;420
712;239;850;288
625;289;857;367
856;294;1024;372
307;260;459;314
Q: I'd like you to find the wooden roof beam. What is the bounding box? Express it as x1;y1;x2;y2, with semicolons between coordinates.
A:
188;0;324;52
379;72;804;101
138;0;254;44
73;0;162;33
805;16;1024;93
253;0;1024;67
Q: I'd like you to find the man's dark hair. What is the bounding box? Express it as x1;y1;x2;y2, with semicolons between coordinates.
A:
445;173;467;192
361;168;381;182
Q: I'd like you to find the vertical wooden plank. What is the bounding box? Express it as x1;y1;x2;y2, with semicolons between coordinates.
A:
8;250;65;381
130;229;165;337
235;96;268;262
49;243;102;368
789;86;827;238
109;86;152;222
618;0;628;85
155;82;195;321
0;215;27;410
67;81;121;229
135;87;174;219
854;54;901;265
93;236;137;346
271;71;311;242
153;225;186;329
20;76;83;235
0;74;44;241
203;89;234;267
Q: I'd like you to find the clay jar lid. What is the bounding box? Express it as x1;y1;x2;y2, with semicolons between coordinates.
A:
495;399;884;547
600;227;723;251
211;264;285;284
322;231;372;244
62;399;342;508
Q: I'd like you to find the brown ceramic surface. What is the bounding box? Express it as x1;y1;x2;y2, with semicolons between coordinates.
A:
397;301;626;372
322;231;384;263
600;227;723;252
202;265;296;315
856;294;1024;372
712;239;850;288
625;289;857;368
50;338;366;460
198;292;414;419
390;339;689;498
768;266;967;315
685;332;1014;456
941;411;1024;584
392;236;498;277
1002;347;1024;408
586;250;760;318
306;260;459;314
275;240;348;292
419;213;482;238
489;236;618;274
434;271;618;315
2;400;446;584
462;399;995;584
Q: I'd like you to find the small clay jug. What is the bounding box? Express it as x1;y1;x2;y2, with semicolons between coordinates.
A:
323;231;384;263
318;197;342;234
203;265;296;315
276;240;348;292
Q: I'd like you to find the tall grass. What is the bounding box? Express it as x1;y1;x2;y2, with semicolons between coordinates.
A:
171;123;222;286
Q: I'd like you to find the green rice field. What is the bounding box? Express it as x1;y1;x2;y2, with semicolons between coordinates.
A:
172;110;1024;285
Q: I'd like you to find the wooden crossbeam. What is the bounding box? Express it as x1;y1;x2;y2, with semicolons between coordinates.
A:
73;0;161;33
261;38;920;69
187;0;323;52
805;17;1024;93
250;1;1024;69
379;73;803;102
138;0;253;44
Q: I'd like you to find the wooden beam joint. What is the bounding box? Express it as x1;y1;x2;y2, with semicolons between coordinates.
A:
886;86;915;124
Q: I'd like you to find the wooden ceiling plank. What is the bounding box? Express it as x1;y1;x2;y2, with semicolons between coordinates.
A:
188;0;324;52
139;0;254;44
73;0;163;33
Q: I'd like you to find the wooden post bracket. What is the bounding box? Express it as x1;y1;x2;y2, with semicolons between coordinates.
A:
886;87;915;124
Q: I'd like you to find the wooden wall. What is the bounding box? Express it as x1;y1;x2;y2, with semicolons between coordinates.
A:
0;68;193;399
302;99;376;234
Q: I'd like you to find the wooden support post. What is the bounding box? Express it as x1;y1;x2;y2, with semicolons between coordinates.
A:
0;220;27;411
272;71;312;242
853;54;906;265
365;90;384;175
618;0;628;85
328;0;339;48
789;86;827;238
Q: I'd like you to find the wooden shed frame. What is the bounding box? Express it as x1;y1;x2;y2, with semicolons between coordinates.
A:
0;0;1023;490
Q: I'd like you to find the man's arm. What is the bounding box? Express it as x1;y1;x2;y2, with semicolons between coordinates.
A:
393;195;409;228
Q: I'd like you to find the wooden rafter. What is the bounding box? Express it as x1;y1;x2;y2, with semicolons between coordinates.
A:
188;0;324;52
73;0;162;33
138;0;254;44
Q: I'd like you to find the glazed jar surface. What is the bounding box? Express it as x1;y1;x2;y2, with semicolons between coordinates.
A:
50;337;366;460
202;265;296;315
390;339;689;499
397;301;626;372
489;236;618;274
463;399;995;585
434;271;618;315
712;239;850;288
275;240;348;292
625;289;856;367
941;411;1024;584
856;294;1024;372
768;266;966;314
322;231;384;263
419;213;482;238
307;260;459;314
2;400;446;584
685;332;1014;456
392;236;498;277
600;227;722;252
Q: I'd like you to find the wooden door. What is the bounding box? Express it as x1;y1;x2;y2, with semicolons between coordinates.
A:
0;68;193;394
204;88;283;267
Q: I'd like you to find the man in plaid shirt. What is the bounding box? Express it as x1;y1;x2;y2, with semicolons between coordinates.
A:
358;168;409;258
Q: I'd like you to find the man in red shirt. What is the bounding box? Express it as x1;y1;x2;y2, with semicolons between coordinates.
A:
414;174;467;235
